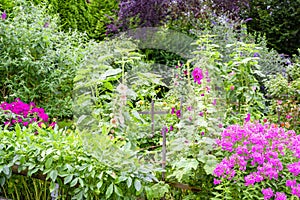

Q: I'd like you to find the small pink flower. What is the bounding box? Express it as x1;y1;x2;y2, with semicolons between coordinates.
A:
212;99;217;106
199;112;204;117
213;178;221;185
245;113;251;123
187;106;192;111
169;125;173;131
176;110;181;118
1;11;7;20
171;107;175;114
230;85;235;91
229;71;235;76
286;115;292;119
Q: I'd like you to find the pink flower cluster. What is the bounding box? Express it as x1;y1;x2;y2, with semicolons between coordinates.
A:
213;121;300;198
0;98;56;129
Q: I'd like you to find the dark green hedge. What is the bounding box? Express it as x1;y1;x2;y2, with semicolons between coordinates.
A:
0;0;118;41
246;0;300;56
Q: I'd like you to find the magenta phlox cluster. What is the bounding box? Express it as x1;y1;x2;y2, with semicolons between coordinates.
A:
0;98;55;129
213;122;300;198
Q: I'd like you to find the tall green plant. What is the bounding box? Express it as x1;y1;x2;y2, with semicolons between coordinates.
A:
0;1;88;119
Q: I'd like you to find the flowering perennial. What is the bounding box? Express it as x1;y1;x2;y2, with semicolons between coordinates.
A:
0;98;56;129
214;121;300;198
192;67;203;84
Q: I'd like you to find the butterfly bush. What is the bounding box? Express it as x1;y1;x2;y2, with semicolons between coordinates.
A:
0;98;56;130
213;121;300;199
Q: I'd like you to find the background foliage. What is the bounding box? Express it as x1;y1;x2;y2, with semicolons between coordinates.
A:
0;0;91;119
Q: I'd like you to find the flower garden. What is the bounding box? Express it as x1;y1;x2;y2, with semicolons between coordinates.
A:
0;0;299;199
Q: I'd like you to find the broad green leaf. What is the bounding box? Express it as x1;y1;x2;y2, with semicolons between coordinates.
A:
64;174;73;184
105;183;114;199
45;157;53;169
114;185;123;197
97;180;103;189
70;177;78;187
49;170;58;182
127;177;132;188
134;179;142;192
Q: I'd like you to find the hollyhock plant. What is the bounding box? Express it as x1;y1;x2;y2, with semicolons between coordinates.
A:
213;121;300;199
192;67;203;84
0;99;56;131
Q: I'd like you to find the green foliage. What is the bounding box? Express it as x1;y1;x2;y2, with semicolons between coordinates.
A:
0;0;118;41
246;0;300;55
0;1;88;119
0;125;159;199
264;59;300;132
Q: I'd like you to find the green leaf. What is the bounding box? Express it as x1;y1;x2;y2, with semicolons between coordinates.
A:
3;165;10;176
97;180;103;189
127;177;132;188
114;185;123;197
64;174;73;184
134;179;142;192
70;177;78;187
105;183;114;199
49;170;58;182
45;157;53;169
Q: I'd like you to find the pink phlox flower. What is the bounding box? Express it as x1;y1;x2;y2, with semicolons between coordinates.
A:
262;188;274;200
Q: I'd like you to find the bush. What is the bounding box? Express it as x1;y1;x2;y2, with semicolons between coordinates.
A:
0;125;159;199
0;1;88;119
246;0;300;56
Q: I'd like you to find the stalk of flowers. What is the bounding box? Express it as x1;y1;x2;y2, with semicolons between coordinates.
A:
213;121;300;199
0;98;56;130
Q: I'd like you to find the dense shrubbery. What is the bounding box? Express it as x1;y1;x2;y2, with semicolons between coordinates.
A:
246;0;300;56
0;1;90;119
0;0;118;41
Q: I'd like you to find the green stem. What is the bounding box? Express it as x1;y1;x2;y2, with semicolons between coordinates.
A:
33;179;39;200
1;185;8;199
43;179;47;200
21;177;32;200
13;185;20;200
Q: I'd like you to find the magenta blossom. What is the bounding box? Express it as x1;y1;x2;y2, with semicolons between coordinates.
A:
176;110;181;118
262;188;274;200
1;11;7;20
192;67;203;84
171;107;175;114
244;113;251;123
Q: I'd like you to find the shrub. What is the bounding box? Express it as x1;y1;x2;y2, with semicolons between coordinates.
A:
0;125;159;199
0;1;88;119
246;0;300;56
